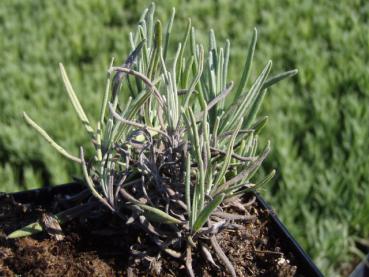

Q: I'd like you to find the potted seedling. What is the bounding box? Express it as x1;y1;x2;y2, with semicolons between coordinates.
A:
0;4;322;276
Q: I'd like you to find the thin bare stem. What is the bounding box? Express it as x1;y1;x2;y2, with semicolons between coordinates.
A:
109;66;165;107
210;236;236;277
210;146;255;162
185;244;195;277
109;103;170;140
215;142;270;193
80;147;114;212
195;81;234;121
201;244;219;268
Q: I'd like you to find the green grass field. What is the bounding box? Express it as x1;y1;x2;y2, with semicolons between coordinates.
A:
1;0;368;275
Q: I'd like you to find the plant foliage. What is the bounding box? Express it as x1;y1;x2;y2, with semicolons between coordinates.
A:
2;1;369;275
8;2;298;275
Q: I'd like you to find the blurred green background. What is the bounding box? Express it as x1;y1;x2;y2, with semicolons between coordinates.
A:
1;0;368;275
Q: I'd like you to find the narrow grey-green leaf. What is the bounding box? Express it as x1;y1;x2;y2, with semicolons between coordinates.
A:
242;88;267;128
80;147;114;212
257;169;276;187
209;29;217;55
59;63;94;137
193;193;225;232
99;57;115;124
146;2;155;50
163;8;175;60
222;60;271;132
185;153;192;225
23;112;81;163
184;45;204;109
139;204;182;224
177;18;191;83
147;20;162;79
112;40;145;104
262;69;298;90
222;39;230;90
251;116;268;135
7;221;44;239
217;141;270;192
7;202;96;239
229;169;275;198
234;28;257;100
188;108;205;210
213;118;243;188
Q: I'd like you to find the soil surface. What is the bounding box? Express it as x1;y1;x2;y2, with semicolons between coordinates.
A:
0;191;298;276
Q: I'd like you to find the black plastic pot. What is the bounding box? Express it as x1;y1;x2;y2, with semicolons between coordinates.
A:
9;183;323;277
349;254;369;277
255;193;323;277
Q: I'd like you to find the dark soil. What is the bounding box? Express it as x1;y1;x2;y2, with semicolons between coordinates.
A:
0;191;298;276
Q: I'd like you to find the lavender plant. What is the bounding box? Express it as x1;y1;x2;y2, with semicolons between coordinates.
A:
8;3;297;276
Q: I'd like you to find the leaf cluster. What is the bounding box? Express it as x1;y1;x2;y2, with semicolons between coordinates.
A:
9;3;297;275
